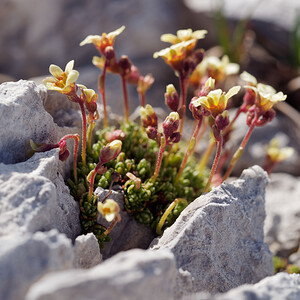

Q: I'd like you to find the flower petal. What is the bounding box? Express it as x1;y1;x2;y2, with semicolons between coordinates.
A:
65;70;79;86
192;96;208;108
79;35;101;46
107;25;125;39
192;30;208;40
65;60;74;74
49;64;63;78
271;91;287;103
240;71;257;85
161;33;179;44
225;86;241;100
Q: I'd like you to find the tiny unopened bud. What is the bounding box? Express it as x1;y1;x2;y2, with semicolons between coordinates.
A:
165;84;179;112
169;132;181;144
127;65;141;85
119;55;132;76
189;98;203;120
193;49;204;65
105;129;126;142
58;140;70;161
215;111;229;131
140;104;158;128
104;46;115;60
256;109;276;127
212;124;221;141
146;126;158;140
126;172;141;189
163;112;180;139
99;140;122;165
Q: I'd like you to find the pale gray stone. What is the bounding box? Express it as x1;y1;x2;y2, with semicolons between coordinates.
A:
25;248;176;300
151;165;274;298
73;233;102;269
0;80;77;167
0;150;81;240
0;230;74;300
264;173;300;258
181;273;300;300
95;187;156;259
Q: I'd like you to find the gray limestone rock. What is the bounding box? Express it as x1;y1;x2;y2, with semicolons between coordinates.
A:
25;248;176;300
151;165;274;298
73;233;102;269
0;149;81;240
181;273;300;300
95;187;156;259
0;80;77;168
0;230;74;300
264;173;300;258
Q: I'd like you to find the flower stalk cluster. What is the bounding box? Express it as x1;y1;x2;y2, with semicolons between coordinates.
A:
37;26;289;248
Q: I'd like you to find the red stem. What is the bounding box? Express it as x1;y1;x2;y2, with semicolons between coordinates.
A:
99;63;108;128
78;101;87;166
139;92;146;107
121;75;129;123
61;134;80;184
222;114;259;181
178;74;187;135
153;143;166;181
204;136;223;193
175;117;203;183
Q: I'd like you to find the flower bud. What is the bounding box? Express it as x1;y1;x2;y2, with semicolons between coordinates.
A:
137;74;154;94
146;126;158;140
189;97;203;120
163;112;180;140
215;111;229;131
105;129;126;142
126;65;141;85
165;84;179;112
118;55;132;76
58;139;70;161
140;104;158;128
99;140;122;165
256;109;276;127
104;46;115;60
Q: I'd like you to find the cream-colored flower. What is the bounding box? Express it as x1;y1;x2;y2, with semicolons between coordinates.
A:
80;26;125;54
97;199;120;222
82;88;97;103
137;74;154;94
161;29;207;45
240;71;257;86
246;83;287;112
192;86;240;117
205;55;240;82
266;138;294;162
153;40;195;71
43;60;79;94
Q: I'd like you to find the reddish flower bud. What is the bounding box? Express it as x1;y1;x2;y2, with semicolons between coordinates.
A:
163;112;180;141
99;140;122;165
215;111;229;131
256;109;276;127
105;129;126;142
118;55;132;77
212;124;222;141
126;65;140;85
169;132;181;144
189;97;203;120
140;105;158;128
58;139;70;161
146;126;158;140
165;84;179;112
104;46;115;60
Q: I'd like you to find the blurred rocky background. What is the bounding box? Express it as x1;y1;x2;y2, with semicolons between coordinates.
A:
1;0;300;175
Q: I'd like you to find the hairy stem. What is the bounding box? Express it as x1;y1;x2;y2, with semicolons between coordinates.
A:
99;63;108;128
175;117;203;184
139;92;146;107
78;101;87;166
88;170;97;202
121;75;129;123
178;74;187;135
222;114;259;181
204;136;223;193
61;134;80;184
153;138;166;181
